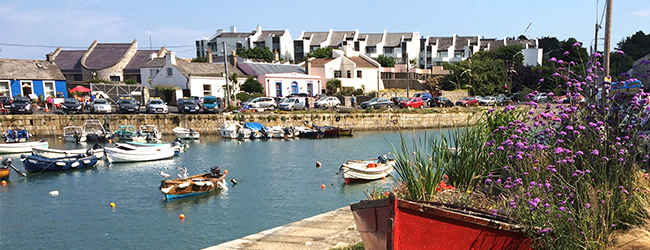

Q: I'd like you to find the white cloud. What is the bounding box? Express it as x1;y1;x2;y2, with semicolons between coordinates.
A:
633;9;650;17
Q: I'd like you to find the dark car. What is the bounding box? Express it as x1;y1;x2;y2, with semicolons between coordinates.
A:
360;97;393;109
10;97;33;114
495;94;510;106
177;98;200;114
0;96;12;108
509;93;520;103
429;97;453;107
60;98;83;114
116;94;140;106
117;99;139;114
391;97;408;107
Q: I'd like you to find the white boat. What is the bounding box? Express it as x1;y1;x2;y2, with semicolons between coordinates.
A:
267;126;296;139
104;143;175;163
31;144;105;159
172;127;200;139
83;119;113;142
63;126;87;143
339;156;396;184
125;140;188;154
218;121;251;139
139;124;162;141
0;140;49;154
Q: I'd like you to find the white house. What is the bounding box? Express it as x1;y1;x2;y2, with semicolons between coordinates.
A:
196;25;294;62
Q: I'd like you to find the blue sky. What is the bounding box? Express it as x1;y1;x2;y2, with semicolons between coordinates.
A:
0;0;648;60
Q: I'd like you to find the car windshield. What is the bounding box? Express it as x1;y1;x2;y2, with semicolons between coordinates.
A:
368;98;378;102
461;97;470;100
94;99;108;104
64;99;78;104
204;98;217;104
122;99;134;104
14;98;29;104
283;98;296;103
149;100;163;105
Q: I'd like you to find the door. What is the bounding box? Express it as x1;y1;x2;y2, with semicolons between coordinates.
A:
21;81;33;96
291;82;298;94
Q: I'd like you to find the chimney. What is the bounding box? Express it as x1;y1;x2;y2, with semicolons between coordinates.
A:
274;49;279;62
230;26;236;33
256;25;262;34
166;51;176;65
216;29;224;35
207;49;213;63
46;53;53;63
306;58;311;75
150;52;157;60
230;50;237;66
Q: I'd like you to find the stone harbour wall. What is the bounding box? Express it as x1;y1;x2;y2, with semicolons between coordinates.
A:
0;111;480;137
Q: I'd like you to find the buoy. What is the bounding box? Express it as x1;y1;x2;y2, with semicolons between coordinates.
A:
1;180;6;185
49;190;59;196
381;176;386;180
110;202;115;208
230;179;238;185
179;214;186;220
321;184;326;189
316;161;321;168
224;170;228;174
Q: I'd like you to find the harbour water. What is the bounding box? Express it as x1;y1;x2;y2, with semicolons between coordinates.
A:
0;129;445;249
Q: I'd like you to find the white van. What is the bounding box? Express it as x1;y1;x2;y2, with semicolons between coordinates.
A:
278;97;307;111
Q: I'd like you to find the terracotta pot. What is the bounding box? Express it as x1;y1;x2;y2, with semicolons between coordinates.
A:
350;193;531;250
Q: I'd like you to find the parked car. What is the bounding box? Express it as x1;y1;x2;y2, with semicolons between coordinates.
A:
117;99;139;114
314;94;327;101
478;96;497;106
202;95;220;113
191;96;203;108
116;94;140;106
0;96;12;108
391;97;408;107
429;97;453;107
287;93;309;98
509;93;520;103
533;92;548;103
177;98;200;114
273;97;285;105
145;98;169;114
455;96;480;107
400;97;425;108
495;94;510;106
90;98;112;113
241;97;277;110
10;97;33;114
60;98;83;114
314;96;341;109
413;92;433;102
360;97;393;109
278;97;307;111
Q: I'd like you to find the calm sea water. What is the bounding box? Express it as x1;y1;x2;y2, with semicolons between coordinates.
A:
0;129;445;249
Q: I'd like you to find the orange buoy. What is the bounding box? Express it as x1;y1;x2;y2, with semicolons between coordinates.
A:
179;214;186;220
316;161;321;168
321;184;326;189
381;176;386;180
1;180;6;185
110;202;115;208
367;162;377;168
224;170;228;174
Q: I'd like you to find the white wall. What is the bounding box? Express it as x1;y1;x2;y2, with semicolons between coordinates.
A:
151;66;187;90
522;48;543;67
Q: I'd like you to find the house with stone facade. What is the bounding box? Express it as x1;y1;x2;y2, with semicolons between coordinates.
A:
0;58;67;99
196;25;294;62
49;40;166;84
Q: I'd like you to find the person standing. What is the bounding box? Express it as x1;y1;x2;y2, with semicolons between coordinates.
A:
351;95;356;108
47;96;53;110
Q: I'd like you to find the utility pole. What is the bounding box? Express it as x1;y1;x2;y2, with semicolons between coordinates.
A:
592;0;600;66
603;0;613;77
223;41;230;107
406;53;410;98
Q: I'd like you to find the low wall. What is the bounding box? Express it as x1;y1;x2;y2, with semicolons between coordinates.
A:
0;111;480;137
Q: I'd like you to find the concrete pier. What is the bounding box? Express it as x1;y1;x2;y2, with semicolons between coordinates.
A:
204;206;360;250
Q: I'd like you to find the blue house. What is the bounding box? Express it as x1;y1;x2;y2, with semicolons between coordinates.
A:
0;58;67;99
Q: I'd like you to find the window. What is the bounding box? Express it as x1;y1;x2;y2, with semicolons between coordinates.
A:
254;41;265;48
334;70;342;78
110;76;121;81
166;68;173;76
357;70;362;78
347;70;352;78
310;45;319;51
354;41;360;51
150;69;160;78
276;81;282;97
236;42;243;49
366;47;376;54
454;51;464;58
43;81;55;98
306;81;313;96
291;82;298;94
203;84;212;96
384;47;394;54
272;37;280;52
437;51;448;58
0;81;9;97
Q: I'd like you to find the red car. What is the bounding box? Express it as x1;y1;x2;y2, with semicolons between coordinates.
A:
455;96;480;107
400;97;425;108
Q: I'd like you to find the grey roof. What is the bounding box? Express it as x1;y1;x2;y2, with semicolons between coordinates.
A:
125;50;159;74
83;43;131;69
0;59;65;80
254;30;285;42
359;34;383;46
53;50;84;73
239;62;305;76
455;36;479;49
505;39;536;47
174;60;244;78
384;33;412;47
302;32;329;44
141;57;166;68
328;31;355;47
218;32;254;38
429;37;454;50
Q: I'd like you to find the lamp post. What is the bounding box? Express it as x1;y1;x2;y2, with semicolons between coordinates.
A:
223;41;230;107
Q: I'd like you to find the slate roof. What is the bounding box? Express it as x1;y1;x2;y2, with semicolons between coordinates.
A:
455;36;478;49
429;37;454;50
253;30;286;42
218;32;254;38
384;33;412;47
328;31;355;47
348;57;378;68
359;34;383;46
0;59;65;80
302;32;329;44
125;50;159;74
174;60;244;78
83;43;131;69
53;50;84;73
238;62;305;76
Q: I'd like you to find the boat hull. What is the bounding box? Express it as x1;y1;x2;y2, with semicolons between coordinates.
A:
32;147;105;159
350;194;531;250
0;141;49;154
172;127;200;139
340;159;395;184
0;168;9;179
340;128;353;136
104;143;175;163
23;154;99;172
160;173;227;200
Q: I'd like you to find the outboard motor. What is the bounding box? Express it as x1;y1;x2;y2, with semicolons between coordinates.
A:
2;157;13;166
86;148;95;157
210;166;222;177
378;155;388;164
189;129;195;136
92;143;103;150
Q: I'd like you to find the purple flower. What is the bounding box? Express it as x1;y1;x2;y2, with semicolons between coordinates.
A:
559;207;566;212
585;203;591;209
563;51;570;56
487;108;495;114
485;179;492;184
573;42;581;47
550;57;557;62
591;150;599;155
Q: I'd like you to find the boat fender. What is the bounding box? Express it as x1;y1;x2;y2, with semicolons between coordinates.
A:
367;162;377;168
161;186;174;194
195;181;206;186
83;159;91;165
205;182;214;187
56;161;67;167
217;180;228;191
230;179;238;185
20;154;27;161
178;182;190;188
303;120;309;126
70;161;80;168
87;148;94;157
336;116;341;122
316;161;321;168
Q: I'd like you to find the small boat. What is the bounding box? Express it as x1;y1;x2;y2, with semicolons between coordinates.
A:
2;129;31;143
218;121;251;139
1;157;26;179
244;122;269;139
21;153;99;172
0;139;49;154
267;126;296;139
31;143;104;159
340;128;354;136
172;127;200;139
139;124;162;141
104;143;175;163
114;125;146;141
125;140;188;154
83;119;113;142
296;126;324;139
313;125;341;137
339;155;396;184
63;126;87;143
159;166;228;200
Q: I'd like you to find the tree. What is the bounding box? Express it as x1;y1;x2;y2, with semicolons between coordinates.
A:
192;57;206;62
538;36;561;54
306;47;333;58
376;55;395;67
123;79;137;85
611;30;650;75
240;76;263;94
326;79;341;94
224;73;240;104
236;46;273;62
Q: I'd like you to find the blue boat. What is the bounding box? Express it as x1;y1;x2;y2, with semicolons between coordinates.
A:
21;153;99;173
2;129;31;143
244;122;269;139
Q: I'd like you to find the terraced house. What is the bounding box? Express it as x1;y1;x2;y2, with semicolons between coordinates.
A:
0;58;67;99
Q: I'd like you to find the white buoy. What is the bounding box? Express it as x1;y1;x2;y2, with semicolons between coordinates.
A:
49;190;59;196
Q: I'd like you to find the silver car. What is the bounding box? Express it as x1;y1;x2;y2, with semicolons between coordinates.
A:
278;97;307;111
90;98;112;113
146;99;169;114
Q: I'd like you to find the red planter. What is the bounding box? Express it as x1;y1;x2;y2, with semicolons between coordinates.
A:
350;194;531;250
